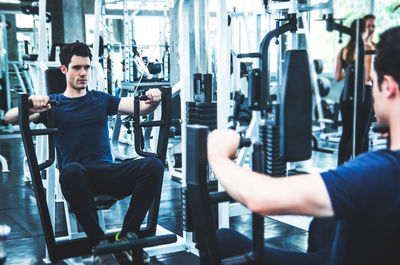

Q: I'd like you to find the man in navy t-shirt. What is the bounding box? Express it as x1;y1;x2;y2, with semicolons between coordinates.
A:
207;27;400;265
5;42;164;263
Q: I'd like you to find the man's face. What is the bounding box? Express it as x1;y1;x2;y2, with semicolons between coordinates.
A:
365;18;375;38
63;55;91;91
372;69;388;129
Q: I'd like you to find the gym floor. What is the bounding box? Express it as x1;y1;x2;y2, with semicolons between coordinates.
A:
0;134;339;265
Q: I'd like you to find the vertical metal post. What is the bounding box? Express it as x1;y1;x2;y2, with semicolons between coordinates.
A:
0;15;10;112
301;14;325;130
163;6;169;81
216;0;230;229
38;0;47;63
194;0;209;73
92;0;102;66
352;20;360;158
370;0;375;14
289;0;298;50
123;0;130;82
179;0;196;251
256;14;262;45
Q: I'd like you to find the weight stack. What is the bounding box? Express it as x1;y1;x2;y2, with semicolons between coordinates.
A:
260;107;286;177
181;179;218;233
186;101;217;130
181;187;193;232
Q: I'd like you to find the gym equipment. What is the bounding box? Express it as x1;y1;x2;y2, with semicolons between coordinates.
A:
193;73;213;103
49;43;65;62
186;124;263;265
0;225;10;265
317;77;331;98
19;93;177;263
313;59;323;74
259;13;297;111
280;49;312;162
314;99;339;123
325;13;366;158
186;73;217;130
230;91;252;130
0;154;9;177
111;80;171;161
17;65;178;262
0;15;10;115
147;62;162;75
21;4;52;23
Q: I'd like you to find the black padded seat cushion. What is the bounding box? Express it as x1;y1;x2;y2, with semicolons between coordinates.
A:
94;195;118;210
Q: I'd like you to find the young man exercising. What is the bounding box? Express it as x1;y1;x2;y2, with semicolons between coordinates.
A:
207;26;400;265
5;42;163;264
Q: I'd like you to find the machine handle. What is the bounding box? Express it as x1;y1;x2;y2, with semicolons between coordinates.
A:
28;99;57;108
239;138;251;149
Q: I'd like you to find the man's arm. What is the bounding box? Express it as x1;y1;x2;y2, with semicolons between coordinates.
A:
118;88;162;116
207;130;334;218
4;95;51;125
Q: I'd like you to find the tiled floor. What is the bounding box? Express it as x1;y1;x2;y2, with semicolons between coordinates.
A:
0;131;376;265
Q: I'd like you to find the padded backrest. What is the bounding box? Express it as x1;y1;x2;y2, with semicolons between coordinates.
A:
45;68;67;95
280;50;312;162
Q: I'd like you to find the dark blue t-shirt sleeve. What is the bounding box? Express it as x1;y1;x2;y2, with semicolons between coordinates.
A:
103;92;121;115
321;150;400;222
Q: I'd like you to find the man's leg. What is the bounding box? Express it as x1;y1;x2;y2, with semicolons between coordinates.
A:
59;162;105;244
90;157;164;237
217;229;330;265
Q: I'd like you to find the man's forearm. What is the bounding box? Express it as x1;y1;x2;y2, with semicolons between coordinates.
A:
4;108;19;125
208;154;270;212
4;108;39;125
209;154;334;217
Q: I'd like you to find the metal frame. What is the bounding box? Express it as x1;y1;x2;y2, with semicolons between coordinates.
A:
111;81;170;161
186;124;265;265
179;0;197;253
215;0;231;230
0;15;10;115
219;0;337;233
0;155;9;175
19;93;94;263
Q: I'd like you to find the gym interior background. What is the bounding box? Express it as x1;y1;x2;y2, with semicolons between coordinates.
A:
0;0;399;264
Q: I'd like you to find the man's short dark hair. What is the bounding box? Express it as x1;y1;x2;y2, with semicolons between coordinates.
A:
374;27;400;88
363;14;376;20
60;42;93;68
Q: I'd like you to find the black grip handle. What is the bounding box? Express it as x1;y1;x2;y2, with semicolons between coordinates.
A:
372;126;389;134
137;92;164;101
28;99;57;108
239;138;251;148
138;95;149;101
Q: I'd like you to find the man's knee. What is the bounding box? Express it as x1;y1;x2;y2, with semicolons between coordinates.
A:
144;157;164;173
142;157;164;184
59;162;87;189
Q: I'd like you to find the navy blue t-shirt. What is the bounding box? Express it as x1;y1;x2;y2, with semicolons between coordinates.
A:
38;90;121;167
321;149;400;265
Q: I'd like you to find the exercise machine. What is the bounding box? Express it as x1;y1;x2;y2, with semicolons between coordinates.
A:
18;86;179;263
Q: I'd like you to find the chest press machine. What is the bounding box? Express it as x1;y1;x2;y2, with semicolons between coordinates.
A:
185;12;314;264
18;67;178;263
